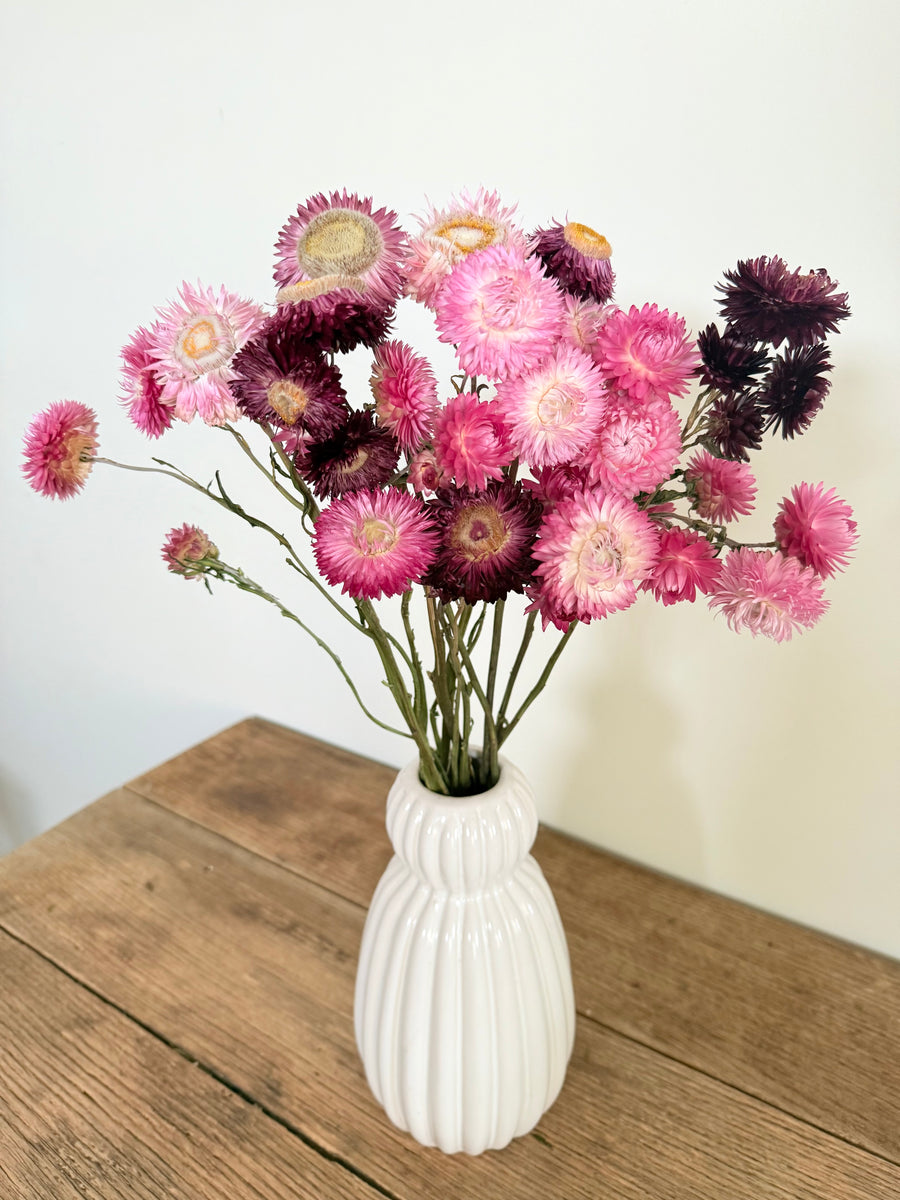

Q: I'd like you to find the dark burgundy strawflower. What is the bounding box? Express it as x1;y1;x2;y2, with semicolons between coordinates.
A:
262;293;394;356
717;256;850;348
529;220;616;305
302;410;399;498
231;330;349;439
704;393;765;461
696;323;770;395
424;480;543;604
759;343;832;439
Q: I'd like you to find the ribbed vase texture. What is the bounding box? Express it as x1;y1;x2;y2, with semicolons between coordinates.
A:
354;758;576;1154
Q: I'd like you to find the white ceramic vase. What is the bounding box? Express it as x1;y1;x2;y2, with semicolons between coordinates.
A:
354;757;575;1155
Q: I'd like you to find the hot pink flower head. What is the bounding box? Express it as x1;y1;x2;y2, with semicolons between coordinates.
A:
432;392;514;490
408;449;446;494
150;281;266;426
640;527;722;606
434;245;566;381
579;392;682;496
709;548;828;641
774;481;858;578
533;488;659;622
370;340;439;453
524;581;578;632
685;450;757;523
22;401;99;500
162;524;219;580
495;343;606;469
404;188;526;309
595;303;701;402
119;324;174;438
313;488;438;600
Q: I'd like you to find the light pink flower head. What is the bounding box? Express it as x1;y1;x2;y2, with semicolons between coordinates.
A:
640;527;722;606
686;450;757;523
559;294;616;360
774;481;858;578
408;449;446;494
404;188;526;309
533;488;659;622
434;245;566;381
595;303;701;402
495;343;606;469
370;340;439;453
579;392;682;496
708;548;828;641
150;281;266;426
432;392;514;490
162;524;219;580
22;400;99;500
313;488;438;600
119;324;175;438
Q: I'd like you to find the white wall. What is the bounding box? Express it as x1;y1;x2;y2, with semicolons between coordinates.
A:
3;0;898;956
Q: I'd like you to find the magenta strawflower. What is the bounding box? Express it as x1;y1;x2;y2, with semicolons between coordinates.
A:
404;188;526;309
370;340;439;453
774;482;858;577
717;257;851;349
685;450;757;523
533;489;659;622
434;245;565;381
313;489;438;600
578;392;682;496
708;548;828;641
495;343;606;469
150;281;266;425
524;581;578;632
432;392;514;490
22;401;99;500
162;524;219;580
640;527;722;606
230;329;348;440
407;449;446;494
594;303;700;402
529;220;615;304
303;410;399;499
119;324;174;438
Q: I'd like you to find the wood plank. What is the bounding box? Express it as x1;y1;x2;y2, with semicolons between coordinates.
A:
1;792;897;1200
0;929;382;1200
126;717;900;1163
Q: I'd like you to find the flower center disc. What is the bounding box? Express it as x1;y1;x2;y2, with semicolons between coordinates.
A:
452;504;509;562
57;432;95;485
435;215;498;254
267;379;309;425
537;384;579;427
175;315;234;372
356;516;398;556
298;209;383;278
563;222;612;261
578;526;622;586
339;448;370;478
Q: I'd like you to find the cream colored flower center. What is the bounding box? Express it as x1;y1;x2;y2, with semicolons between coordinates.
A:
298;209;383;278
59;432;95;485
451;504;509;562
174;314;234;373
276;274;367;306
338;448;370;478
563;222;612;261
434;215;498;254
537;384;579;427
267;379;309;425
356;517;398;556
578;526;622;586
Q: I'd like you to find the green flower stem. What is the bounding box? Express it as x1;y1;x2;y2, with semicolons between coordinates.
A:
680;386;716;441
662;510;778;551
481;599;505;780
498;622;577;747
260;422;321;521
448;605;500;789
222;425;310;517
496;610;536;732
426;595;453;754
401;589;428;730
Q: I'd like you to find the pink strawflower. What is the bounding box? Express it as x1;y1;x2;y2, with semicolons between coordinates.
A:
119;324;174;438
150;281;266;425
313;488;438;600
404;188;526;309
559;294;616;360
524;462;592;513
774;481;858;577
432;392;514;490
370;340;439;453
22;401;99;500
708;548;828;641
640;527;722;606
495;343;606;469
579;392;682;496
408;449;446;494
524;581;578;632
685;450;757;523
533;489;659;622
595;303;701;402
162;524;219;580
434;245;566;381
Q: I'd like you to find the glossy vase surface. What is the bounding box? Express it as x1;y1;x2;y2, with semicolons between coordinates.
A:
354;757;575;1155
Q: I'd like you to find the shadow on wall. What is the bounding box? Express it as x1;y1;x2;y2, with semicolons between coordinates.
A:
0;768;35;857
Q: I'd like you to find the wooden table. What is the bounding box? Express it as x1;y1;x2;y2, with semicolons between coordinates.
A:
2;719;899;1198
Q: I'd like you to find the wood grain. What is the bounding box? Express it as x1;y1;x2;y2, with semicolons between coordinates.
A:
126;717;900;1164
0;929;381;1200
1;790;897;1200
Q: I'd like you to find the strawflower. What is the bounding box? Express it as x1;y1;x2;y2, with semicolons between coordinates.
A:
640;527;722;606
705;393;764;462
119;324;174;438
22;401;99;500
708;548;828;641
529;219;615;304
759;343;832;439
162;524;218;579
370;340;439;453
579;392;682;496
696;323;769;395
230;329;349;439
774;482;858;577
717;256;851;349
432;392;513;490
303;410;399;499
685;451;757;523
594;303;700;402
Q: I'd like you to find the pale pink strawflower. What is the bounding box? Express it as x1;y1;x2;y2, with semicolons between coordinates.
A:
533;488;659;622
150;281;266;425
162;524;219;580
434;245;566;381
313;488;438;600
22;400;99;500
408;449;446;494
119;324;174;438
640;527;722;606
370;340;439;453
404;188;526;309
559;294;616;360
708;548;828;641
579;392;682;496
774;481;858;578
595;303;700;402
686;450;757;523
432;392;514;490
495;343;606;469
